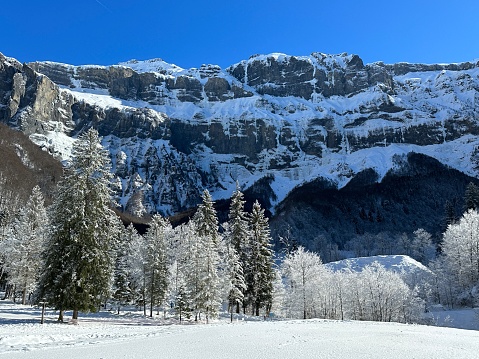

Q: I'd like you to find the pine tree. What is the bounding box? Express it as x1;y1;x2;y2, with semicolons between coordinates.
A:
195;189;220;245
111;220;136;314
246;200;275;316
464;182;479;211
38;129;116;321
444;200;456;228
174;221;198;320
225;183;249;314
144;214;170;317
124;223;147;314
191;190;221;323
3;186;48;304
223;239;246;322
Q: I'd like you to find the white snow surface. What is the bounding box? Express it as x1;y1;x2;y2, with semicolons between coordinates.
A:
325;254;433;275
1;301;479;359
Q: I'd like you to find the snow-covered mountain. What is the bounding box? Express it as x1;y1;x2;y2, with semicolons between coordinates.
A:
1;51;478;244
326;255;434;290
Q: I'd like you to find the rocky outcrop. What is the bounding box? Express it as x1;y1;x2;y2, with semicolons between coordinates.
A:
1;54;75;136
2;51;479;225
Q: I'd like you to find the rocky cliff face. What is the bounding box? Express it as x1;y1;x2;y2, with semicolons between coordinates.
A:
1;52;479;242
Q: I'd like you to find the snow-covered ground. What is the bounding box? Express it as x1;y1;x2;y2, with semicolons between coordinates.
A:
1;301;479;358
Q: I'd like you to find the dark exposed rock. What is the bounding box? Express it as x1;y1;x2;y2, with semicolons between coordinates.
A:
270;154;479;252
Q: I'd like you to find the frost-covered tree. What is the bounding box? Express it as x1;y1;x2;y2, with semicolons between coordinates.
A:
223;184;249;314
3;186;48;304
111;221;136;314
246;200;275;316
222;234;246;322
271;267;286;317
144;214;170;317
227;183;249;258
349;263;424;323
282;247;323;319
195;189;220;245
124;224;147;314
437;209;479;306
0;176;20;295
38;129;116;321
411;228;435;264
191;190;221;322
171;222;197;321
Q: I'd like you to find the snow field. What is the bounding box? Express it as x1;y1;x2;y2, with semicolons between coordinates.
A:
1;302;479;359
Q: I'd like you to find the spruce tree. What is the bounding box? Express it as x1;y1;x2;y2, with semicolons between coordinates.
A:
228;183;249;255
4;186;48;304
112;220;136;314
144;214;170;317
176;221;199;320
464;182;479;211
246;200;275;316
192;190;221;323
444;200;456;228
224;183;248;316
38;129;116;321
124;223;147;314
224;243;246;322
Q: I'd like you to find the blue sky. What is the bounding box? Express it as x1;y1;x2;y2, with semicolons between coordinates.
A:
2;0;478;69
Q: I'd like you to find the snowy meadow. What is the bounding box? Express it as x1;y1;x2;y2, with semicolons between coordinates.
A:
1;300;479;359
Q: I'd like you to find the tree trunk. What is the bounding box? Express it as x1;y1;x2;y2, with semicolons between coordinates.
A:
150;271;154;317
57;310;64;322
22;288;27;305
72;308;79;320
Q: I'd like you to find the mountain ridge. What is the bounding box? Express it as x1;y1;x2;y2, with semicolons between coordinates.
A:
1;51;478;250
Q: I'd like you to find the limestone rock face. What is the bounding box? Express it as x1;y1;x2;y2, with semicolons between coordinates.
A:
1;56;75;136
1;51;479;224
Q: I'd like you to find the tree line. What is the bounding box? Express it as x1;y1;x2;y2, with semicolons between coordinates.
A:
1;128;479;324
0;129;275;322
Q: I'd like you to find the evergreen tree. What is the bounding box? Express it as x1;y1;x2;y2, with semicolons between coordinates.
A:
225;183;249;313
38;129;116;321
191;190;221;323
444;200;456;228
464;182;479;211
175;221;198;320
246;200;275;316
111;220;136;314
223;239;246;322
195;189;220;245
3;186;48;304
124;223;147;314
144;214;170;317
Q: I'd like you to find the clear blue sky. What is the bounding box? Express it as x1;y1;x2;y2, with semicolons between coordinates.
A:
2;0;478;69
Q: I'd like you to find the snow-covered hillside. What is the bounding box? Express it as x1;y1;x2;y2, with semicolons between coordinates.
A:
1;301;479;359
326;254;432;274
